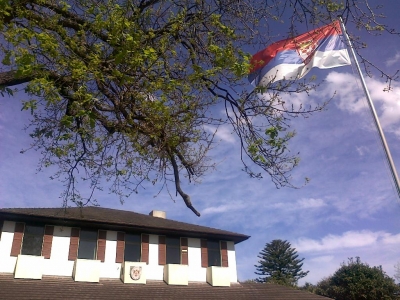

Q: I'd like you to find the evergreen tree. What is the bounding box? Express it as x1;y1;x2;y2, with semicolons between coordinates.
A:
255;239;309;286
315;257;400;300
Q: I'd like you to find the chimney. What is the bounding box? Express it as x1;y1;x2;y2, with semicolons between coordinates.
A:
149;210;166;219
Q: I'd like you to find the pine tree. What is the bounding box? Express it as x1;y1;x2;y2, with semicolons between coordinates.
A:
255;239;309;286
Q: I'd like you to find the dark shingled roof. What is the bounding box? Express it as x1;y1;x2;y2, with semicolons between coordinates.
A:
0;207;249;243
0;274;331;300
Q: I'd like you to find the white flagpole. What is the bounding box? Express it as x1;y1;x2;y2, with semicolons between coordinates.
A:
338;17;400;198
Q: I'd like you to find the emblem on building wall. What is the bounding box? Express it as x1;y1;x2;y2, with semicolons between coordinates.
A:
130;266;142;280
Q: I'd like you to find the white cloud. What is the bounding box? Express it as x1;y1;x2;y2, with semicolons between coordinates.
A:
202;202;246;215
319;71;400;136
367;81;400;130
309;255;335;263
296;198;326;209
356;145;370;156
297;230;400;284
386;52;400;66
294;230;400;253
204;124;236;143
280;90;314;109
271;198;326;211
295;231;377;252
322;72;367;113
382;233;400;244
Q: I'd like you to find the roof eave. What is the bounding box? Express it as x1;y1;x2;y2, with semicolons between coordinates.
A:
0;211;250;244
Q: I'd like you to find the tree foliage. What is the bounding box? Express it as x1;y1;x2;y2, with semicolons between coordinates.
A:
255;239;309;285
0;0;398;215
300;281;318;293
394;261;400;283
315;257;400;300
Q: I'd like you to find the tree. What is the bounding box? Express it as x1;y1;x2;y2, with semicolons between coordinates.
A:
254;239;309;286
300;282;317;293
315;257;400;300
394;261;400;282
0;0;398;215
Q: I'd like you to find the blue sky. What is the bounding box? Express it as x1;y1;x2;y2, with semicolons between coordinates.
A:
1;0;400;285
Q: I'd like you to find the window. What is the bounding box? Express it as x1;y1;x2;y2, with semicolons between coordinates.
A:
21;225;44;256
78;230;98;259
166;237;180;264
0;220;3;240
124;233;141;262
207;240;221;267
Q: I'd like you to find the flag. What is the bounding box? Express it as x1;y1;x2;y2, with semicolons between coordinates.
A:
248;20;351;86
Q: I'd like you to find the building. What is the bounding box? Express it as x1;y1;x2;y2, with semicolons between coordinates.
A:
0;207;330;299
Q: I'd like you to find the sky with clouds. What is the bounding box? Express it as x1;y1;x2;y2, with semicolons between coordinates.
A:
1;0;400;285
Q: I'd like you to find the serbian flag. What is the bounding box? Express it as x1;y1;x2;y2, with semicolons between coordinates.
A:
248;21;351;86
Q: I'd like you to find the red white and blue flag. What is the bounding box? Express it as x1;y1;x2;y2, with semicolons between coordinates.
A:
248;21;351;86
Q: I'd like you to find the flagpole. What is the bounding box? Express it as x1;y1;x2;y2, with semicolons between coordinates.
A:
338;17;400;198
